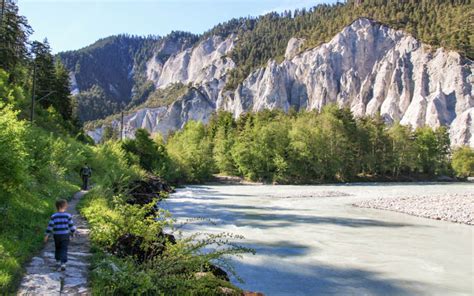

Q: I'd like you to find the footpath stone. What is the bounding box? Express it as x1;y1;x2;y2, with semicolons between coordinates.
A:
17;191;91;295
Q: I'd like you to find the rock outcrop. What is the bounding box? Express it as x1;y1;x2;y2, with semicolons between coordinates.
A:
88;18;473;147
147;34;236;88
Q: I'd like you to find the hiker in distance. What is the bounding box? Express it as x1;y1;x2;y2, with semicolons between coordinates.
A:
44;199;76;271
80;163;92;190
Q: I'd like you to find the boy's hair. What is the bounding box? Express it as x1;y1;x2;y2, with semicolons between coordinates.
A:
55;199;68;210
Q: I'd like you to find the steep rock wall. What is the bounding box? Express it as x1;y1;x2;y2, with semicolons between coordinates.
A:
89;19;473;147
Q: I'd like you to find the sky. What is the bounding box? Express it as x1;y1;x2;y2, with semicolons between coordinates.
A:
19;0;339;53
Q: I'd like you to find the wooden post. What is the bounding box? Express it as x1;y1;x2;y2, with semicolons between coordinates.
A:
120;111;124;140
30;62;37;122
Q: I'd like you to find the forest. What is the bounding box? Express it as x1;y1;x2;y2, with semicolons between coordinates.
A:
118;108;474;185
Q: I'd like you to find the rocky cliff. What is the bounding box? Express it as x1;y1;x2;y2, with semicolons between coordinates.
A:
88;18;473;147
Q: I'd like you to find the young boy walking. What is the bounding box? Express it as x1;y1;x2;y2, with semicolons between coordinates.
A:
44;199;76;271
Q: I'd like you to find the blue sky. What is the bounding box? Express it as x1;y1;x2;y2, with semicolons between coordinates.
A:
20;0;338;53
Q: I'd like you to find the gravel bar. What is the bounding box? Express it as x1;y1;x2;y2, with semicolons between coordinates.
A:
353;194;474;225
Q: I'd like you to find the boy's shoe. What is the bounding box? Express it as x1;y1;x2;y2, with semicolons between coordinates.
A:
60;264;66;271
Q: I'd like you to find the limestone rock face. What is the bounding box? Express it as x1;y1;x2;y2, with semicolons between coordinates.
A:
89;18;473;147
285;37;305;59
220;18;473;146
147;34;236;88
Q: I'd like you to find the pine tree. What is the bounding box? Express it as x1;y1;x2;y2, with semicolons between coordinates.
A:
0;0;31;80
53;60;73;120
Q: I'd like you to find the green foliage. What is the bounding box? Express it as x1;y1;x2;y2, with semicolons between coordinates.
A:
0;103;28;191
414;126;451;175
170;106;455;183
29;39;75;123
0;0;31;79
0;69;26;106
75;85;125;122
451;146;474;178
231;111;291;182
122;129;173;179
207;112;237;175
79;177;251;295
166;121;215;183
388;123;416;177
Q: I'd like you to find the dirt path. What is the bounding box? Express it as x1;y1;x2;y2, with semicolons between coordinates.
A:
17;191;91;295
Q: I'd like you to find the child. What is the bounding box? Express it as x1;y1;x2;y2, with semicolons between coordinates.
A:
44;199;76;271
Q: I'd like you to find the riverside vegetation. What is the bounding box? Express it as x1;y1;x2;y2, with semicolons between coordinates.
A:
0;2;250;294
118;109;474;184
0;71;252;294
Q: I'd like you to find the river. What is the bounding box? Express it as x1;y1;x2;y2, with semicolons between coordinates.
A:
161;183;473;296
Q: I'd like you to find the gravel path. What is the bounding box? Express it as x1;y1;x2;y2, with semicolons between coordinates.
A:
17;191;91;295
354;193;474;225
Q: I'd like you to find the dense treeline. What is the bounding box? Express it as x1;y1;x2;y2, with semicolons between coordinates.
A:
121;107;473;184
223;0;473;89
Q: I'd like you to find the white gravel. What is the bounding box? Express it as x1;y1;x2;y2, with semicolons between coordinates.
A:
354;193;474;225
264;190;352;198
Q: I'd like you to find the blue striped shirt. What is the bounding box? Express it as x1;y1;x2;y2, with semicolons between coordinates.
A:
45;212;76;235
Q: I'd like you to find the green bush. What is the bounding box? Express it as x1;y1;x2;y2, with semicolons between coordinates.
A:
79;182;251;295
122;128;173;179
452;146;474;178
166;121;215;183
0;103;28;191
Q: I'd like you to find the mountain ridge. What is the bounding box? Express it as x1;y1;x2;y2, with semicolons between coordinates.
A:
86;17;473;147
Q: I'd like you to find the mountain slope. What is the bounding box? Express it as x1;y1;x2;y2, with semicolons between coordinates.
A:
62;0;472;123
59;32;198;121
87;18;473;147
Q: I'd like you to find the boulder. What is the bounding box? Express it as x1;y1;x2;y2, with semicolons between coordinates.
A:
110;231;176;263
126;175;173;206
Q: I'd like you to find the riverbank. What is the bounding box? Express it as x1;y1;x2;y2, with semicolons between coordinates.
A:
207;174;465;186
353;193;474;225
79;175;255;295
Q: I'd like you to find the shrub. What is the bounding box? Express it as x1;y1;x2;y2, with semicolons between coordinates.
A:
452;146;474;178
79;182;252;295
166;121;215;183
0;103;28;192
